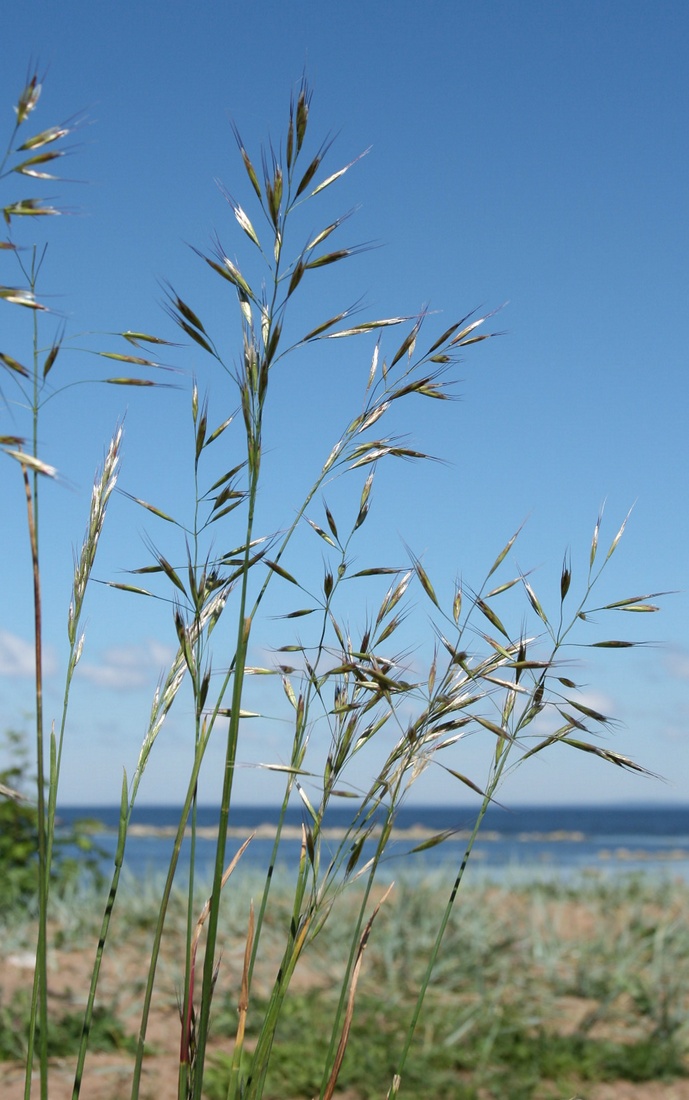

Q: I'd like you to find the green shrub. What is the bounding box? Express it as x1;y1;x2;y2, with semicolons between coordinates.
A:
0;987;135;1062
0;730;104;916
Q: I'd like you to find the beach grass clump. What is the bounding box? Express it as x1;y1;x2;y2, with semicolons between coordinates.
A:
0;66;671;1100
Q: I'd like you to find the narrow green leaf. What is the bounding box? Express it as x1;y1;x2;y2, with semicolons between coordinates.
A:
105;582;155;597
556;710;590;733
312;148;370;195
449;316;486;344
325;317;407;339
288;260;305;295
231;126;262;199
206;414;236;446
211;485;244;513
323;503;339;541
306;518;337;548
232;200;260;247
426;320;463;355
612;603;659;613
18;126;70;151
0;352;29;376
507;660;550;671
121;331;176;346
411;556;439;608
282;676;298;709
487;526;521;578
443;768;488;798
566;699;609;723
521;577;548;623
125;494;177;523
175;318;216;356
105;378;157;386
560;737;650;774
452;586;462;624
476;597;509;638
207;501;243;523
389;319;421;369
345;835;366;876
265;559;300;585
354;471;374;531
350;567;400;577
295;152;323;198
307;219;345;251
455;333;493;347
304;249;351;269
99;352;161;367
376;615;402;644
172;295;207;333
300;310;353;343
590;511;602;567
560;552;572;601
485;577;520;599
409;829;456;853
43;340;60;378
602;592;665;611
606;509;632;560
474;715;512;741
158;556;187;595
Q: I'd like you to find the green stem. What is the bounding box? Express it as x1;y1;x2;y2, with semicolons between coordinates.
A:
191;530;256;1096
129;725;211;1099
23;255;49;1100
388;783;498;1097
72;776;128;1099
22;460;48;1100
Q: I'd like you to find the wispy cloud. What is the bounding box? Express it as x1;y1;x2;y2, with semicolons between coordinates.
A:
664;647;689;682
0;630;57;677
79;639;175;690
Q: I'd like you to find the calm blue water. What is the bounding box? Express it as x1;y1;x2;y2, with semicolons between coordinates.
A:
56;803;689;883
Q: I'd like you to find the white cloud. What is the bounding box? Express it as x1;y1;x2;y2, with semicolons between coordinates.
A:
78;639;175;690
0;630;57;677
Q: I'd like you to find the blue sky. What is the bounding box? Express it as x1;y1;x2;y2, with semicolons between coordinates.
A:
1;1;687;807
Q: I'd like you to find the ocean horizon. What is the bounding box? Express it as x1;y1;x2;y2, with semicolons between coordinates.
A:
56;802;689;883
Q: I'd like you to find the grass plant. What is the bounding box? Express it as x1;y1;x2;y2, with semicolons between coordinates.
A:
0;68;669;1099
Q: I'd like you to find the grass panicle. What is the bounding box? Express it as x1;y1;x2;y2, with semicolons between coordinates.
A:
0;69;666;1100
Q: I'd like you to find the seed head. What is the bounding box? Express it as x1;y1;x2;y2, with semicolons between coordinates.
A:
15;75;41;124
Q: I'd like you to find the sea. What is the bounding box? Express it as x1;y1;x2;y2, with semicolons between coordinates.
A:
55;803;689;885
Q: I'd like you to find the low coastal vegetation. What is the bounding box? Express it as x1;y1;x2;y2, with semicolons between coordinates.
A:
1;68;668;1099
1;871;688;1097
